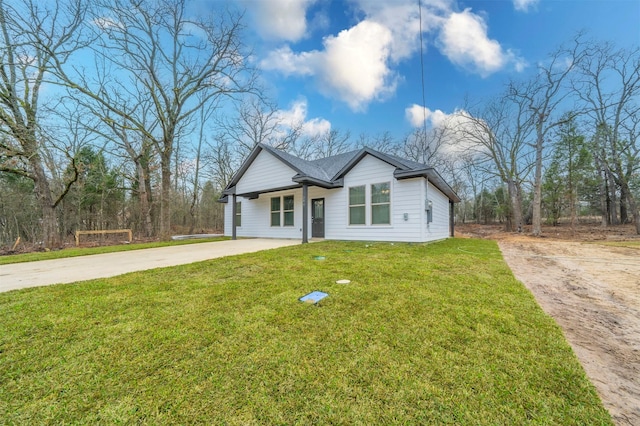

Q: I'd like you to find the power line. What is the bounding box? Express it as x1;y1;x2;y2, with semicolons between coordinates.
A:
418;0;431;227
418;0;430;160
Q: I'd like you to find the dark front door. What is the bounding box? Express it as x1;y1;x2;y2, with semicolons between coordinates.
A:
311;198;325;238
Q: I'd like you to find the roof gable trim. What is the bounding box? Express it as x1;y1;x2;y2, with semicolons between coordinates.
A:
222;143;460;203
223;144;305;193
332;148;409;180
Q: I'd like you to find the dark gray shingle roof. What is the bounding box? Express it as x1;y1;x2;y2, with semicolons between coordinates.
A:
222;143;459;202
308;149;360;180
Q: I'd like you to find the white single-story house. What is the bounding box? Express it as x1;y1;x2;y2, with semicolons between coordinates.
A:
219;143;460;243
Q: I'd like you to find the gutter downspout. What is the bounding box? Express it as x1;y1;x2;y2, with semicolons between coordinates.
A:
302;184;308;244
450;200;455;237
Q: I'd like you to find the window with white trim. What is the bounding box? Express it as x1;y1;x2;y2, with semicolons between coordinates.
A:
270;197;281;226
235;202;242;227
371;182;390;225
349;185;366;225
283;195;294;226
271;195;294;227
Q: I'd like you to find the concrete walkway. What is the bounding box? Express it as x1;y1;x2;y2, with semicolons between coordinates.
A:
0;239;300;293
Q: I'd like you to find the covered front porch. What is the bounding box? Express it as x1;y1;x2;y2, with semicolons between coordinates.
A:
227;182;336;244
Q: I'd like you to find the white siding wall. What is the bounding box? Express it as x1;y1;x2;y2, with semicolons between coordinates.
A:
424;180;451;241
223;153;453;242
323;155;427;242
236;150;297;194
225;189;303;239
225;186;339;239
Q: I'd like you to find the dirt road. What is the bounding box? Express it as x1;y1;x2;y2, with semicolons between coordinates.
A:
498;238;639;426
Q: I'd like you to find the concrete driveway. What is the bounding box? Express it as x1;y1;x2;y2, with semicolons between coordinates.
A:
0;239;300;293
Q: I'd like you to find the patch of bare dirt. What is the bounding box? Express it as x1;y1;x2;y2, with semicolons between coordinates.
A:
465;223;640;425
457;222;639;242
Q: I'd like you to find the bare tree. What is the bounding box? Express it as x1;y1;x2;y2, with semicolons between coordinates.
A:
206;133;238;192
286;128;351;160
51;0;256;240
456;152;493;223
109;122;157;237
216;97;283;159
355;131;400;155
208;96;297;194
286;127;315;160
46;100;109;235
510;36;586;236
0;0;88;247
311;129;351;159
452;96;535;232
575;41;640;233
401;125;453;169
187;94;219;234
76;88;160;237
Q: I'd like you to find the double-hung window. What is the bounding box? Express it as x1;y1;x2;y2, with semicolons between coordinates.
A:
283;195;294;226
371;182;391;225
271;195;294;227
270;197;281;226
349;186;366;225
235;202;242;227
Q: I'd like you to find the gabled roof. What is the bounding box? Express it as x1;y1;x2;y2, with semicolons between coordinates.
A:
221;143;460;202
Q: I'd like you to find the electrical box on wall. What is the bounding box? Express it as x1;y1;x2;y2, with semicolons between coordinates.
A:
425;199;433;223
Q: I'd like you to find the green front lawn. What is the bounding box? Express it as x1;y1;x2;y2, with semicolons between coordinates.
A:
0;236;229;265
0;239;611;424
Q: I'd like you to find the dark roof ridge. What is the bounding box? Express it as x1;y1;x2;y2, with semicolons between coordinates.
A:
222;142;459;203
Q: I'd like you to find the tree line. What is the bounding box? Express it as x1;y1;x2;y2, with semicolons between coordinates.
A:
450;36;639;235
1;0;638;249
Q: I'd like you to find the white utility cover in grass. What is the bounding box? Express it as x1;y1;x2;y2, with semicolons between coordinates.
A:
299;291;328;304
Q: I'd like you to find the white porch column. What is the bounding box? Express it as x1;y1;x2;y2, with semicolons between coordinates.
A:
231;194;237;240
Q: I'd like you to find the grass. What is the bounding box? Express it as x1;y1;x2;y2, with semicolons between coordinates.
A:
592;240;640;249
0;236;229;265
0;239;612;424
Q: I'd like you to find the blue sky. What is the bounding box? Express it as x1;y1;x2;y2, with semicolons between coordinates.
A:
227;0;639;141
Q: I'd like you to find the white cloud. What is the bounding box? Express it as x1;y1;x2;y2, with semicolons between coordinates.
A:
242;0;317;42
437;8;525;76
513;55;528;72
262;20;398;111
405;104;486;157
260;1;449;111
260;1;525;110
405;104;449;128
348;1;456;63
275;98;331;138
93;17;124;30
316;21;396;110
513;0;539;12
180;22;209;41
301;117;332;137
261;46;316;76
17;54;37;66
